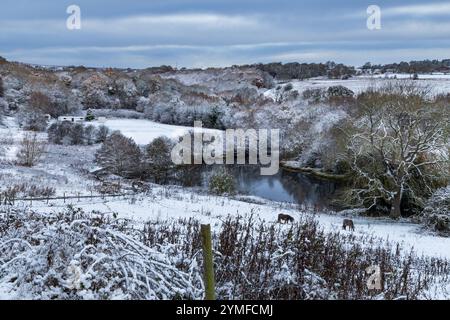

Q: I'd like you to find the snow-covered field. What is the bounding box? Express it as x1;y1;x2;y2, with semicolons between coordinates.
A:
17;184;450;261
264;74;450;99
91;119;222;145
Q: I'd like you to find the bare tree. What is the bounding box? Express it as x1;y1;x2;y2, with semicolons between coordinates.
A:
29;91;52;114
95;131;142;178
83;124;96;145
16;133;47;167
69;123;84;145
95;125;110;143
345;82;449;218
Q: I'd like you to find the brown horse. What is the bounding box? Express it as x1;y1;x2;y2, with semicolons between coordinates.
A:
278;213;294;224
342;219;355;231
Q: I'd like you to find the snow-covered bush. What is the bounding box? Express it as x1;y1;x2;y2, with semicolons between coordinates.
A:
302;88;327;104
0;207;200;299
143;215;450;300
208;171;235;195
83;125;96;145
17;109;48;131
95;125;110;143
0;183;55;199
1;208;448;300
136;96;150;113
92;109;144;119
48;122;101;146
420;186;450;236
327;85;354;97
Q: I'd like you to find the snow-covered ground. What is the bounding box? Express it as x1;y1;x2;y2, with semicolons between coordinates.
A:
0;117;22;162
91;119;222;145
14;184;450;261
2;115;449;262
2;80;450;293
370;72;450;80
264;74;450;99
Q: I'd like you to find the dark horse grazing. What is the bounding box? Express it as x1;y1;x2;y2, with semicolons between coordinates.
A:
278;213;294;224
342;219;355;231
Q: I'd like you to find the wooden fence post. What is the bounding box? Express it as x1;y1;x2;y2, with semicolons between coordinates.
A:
201;224;216;300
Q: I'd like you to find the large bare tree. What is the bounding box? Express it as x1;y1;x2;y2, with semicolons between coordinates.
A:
345;82;449;218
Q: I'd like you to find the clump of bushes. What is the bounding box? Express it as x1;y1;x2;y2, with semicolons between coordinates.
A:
48;122;109;145
0;207;199;299
1;183;55;199
327;85;354;98
18;111;48;132
208;171;235;195
96;132;201;185
302;88;327;104
143;215;450;300
1;207;449;299
302;86;354;105
419;186;450;236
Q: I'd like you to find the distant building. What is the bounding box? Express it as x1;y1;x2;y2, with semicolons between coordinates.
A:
58;116;85;123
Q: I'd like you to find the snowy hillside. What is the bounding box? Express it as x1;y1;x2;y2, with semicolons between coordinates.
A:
1;57;449;300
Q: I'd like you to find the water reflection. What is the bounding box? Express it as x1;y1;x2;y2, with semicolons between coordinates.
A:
204;165;339;208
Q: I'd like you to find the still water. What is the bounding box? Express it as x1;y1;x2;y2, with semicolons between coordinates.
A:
207;165;339;208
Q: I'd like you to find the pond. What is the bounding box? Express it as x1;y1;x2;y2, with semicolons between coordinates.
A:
204;165;340;209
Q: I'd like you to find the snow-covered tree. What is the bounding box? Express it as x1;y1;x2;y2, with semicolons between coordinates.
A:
345;83;449;218
95;125;110;143
144;136;174;183
81;73;112;109
95;131;142;178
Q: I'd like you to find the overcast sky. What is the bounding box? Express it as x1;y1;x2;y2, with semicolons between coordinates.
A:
1;0;450;68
